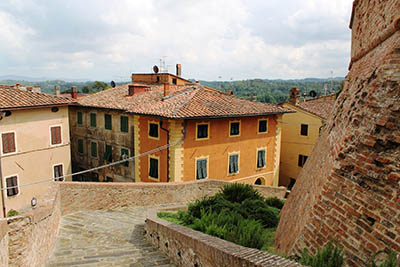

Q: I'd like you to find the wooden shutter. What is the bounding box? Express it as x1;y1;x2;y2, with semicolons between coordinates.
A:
51;127;61;145
2;133;16;153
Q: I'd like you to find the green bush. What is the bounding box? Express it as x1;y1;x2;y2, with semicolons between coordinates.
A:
299;241;344;267
7;209;19;217
238;199;279;228
265;197;285;210
220;183;263;203
187;194;236;219
368;250;400;267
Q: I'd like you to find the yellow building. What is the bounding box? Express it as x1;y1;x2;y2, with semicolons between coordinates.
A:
0;85;74;217
279;87;335;189
69;66;292;186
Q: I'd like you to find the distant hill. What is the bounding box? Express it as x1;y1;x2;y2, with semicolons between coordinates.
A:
0;77;344;104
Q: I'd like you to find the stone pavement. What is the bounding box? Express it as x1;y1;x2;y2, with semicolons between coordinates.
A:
46;205;177;267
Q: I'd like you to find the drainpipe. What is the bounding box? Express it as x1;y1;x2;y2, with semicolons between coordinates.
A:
0;155;6;218
159;120;170;182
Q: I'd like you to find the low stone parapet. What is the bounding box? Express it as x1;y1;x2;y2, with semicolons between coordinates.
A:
0;220;8;267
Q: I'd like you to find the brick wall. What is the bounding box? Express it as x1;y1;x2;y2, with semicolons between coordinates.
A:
275;1;400;266
60;179;286;215
145;209;302;267
0;220;8;267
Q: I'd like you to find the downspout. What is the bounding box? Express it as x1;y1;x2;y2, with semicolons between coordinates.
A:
0;154;6;218
160;120;170;182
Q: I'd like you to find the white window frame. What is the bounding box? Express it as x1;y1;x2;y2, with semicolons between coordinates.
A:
52;163;64;181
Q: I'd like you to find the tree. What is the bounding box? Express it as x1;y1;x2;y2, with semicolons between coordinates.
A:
82;86;90;93
92;81;110;92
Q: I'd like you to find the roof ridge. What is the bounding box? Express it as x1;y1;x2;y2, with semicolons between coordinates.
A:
171;87;200;117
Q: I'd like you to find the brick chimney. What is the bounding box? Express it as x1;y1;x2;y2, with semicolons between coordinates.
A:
176;64;182;77
128;85;150;96
71;86;78;99
289;87;300;105
163;82;170;97
54;85;60;96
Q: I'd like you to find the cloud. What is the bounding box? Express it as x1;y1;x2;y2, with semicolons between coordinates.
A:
0;0;353;81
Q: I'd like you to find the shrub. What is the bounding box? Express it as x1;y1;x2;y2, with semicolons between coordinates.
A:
221;183;263;203
368;250;400;267
187;193;235;219
299;241;344;267
7;209;19;217
265;197;285;210
238;199;279;228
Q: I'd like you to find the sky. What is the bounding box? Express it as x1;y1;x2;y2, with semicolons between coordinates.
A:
0;0;353;81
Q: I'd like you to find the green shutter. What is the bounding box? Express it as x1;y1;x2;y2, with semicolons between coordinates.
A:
120;148;129;167
105;114;112;130
77;112;83;125
90;113;97;127
91;142;97;158
104;145;112;162
78;139;83;153
120;116;128;133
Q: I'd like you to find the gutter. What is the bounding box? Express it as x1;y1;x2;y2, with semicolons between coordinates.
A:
159;120;170;182
0;155;5;218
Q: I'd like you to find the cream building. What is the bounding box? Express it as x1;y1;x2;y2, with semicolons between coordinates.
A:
0;86;75;217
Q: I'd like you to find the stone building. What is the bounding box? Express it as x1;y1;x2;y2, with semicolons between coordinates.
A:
275;0;400;265
0;86;75;217
69;67;291;185
279;88;335;189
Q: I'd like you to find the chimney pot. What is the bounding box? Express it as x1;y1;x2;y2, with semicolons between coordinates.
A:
176;64;182;77
289;87;300;105
54;85;60;96
71;86;78;99
163;82;170;97
128;85;135;96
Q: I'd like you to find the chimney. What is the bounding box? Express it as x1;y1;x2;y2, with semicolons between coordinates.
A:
54;85;60;96
195;80;200;84
289;87;300;105
128;85;150;96
176;64;182;77
128;85;135;96
71;86;78;99
227;90;233;95
163;82;170;97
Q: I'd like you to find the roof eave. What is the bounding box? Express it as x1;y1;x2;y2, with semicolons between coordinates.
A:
0;102;75;112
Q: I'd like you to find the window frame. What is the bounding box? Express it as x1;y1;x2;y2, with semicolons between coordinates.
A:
148;155;160;181
53;163;64;182
104;114;112;130
300;124;309;136
229;120;241;137
256;147;267;169
90;113;97;128
195;156;209;180
77;138;84;154
258;119;268;134
1;131;17;155
90;141;98;158
77;111;83;125
298;154;308;167
4;174;19;198
195;122;210;141
49;125;62;146
227;152;240;175
148;121;160;140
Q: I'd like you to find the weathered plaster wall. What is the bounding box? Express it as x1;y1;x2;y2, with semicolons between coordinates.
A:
275;1;400;266
0;220;8;267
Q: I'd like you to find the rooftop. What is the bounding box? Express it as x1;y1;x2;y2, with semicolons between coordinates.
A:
283;94;336;120
78;83;291;119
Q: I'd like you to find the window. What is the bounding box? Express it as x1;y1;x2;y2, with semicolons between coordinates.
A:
77;111;83;125
149;122;159;139
149;157;159;179
172;78;177;85
229;121;240;136
301;124;308;136
105;114;112;130
196;158;208;179
288;178;296;191
50;126;62;145
258;119;268;133
90;141;97;158
53;164;64;181
228;154;239;174
298;154;308;167
104;145;112;162
78;139;84;154
196;123;209;140
90;113;97;128
120;148;129;167
257;149;266;168
2;132;16;154
120;116;129;133
6;176;18;197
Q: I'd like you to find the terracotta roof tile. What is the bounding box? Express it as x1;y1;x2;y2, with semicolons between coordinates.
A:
295;99;335;119
78;83;291;119
0;86;76;110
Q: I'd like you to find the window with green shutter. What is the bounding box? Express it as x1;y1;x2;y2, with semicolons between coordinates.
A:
91;142;97;158
78;139;84;154
77;111;83;125
257;149;266;168
104;145;112;162
196;159;208;179
229;154;239;174
120;116;128;133
149;157;159;179
120;148;129;167
90;113;97;128
105;114;112;130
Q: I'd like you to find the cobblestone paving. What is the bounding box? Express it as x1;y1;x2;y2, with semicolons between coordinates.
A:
46;206;176;267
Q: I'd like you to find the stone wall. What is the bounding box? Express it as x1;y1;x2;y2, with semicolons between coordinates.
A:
6;185;61;267
275;1;400;266
0;220;8;267
145;209;302;267
60;179;286;215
